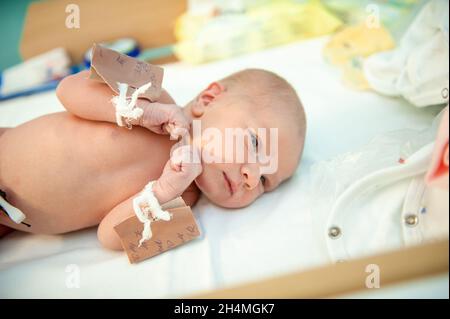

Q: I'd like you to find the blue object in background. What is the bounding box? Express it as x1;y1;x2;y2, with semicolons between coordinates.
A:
0;65;82;102
83;38;141;68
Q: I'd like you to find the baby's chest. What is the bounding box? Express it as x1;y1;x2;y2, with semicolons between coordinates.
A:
99;126;173;173
88;127;174;189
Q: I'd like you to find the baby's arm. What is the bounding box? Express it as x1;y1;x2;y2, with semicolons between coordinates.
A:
57;71;189;138
98;145;202;250
56;70;175;123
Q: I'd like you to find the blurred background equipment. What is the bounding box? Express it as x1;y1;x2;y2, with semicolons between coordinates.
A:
0;0;185;100
0;47;72;101
83;38;140;68
19;0;185;65
0;0;444;100
322;0;427;40
323;23;395;90
174;0;343;63
321;0;449;103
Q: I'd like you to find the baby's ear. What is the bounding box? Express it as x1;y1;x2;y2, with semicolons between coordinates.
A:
191;82;225;117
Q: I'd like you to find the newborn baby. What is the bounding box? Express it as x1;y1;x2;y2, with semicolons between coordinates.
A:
0;68;306;250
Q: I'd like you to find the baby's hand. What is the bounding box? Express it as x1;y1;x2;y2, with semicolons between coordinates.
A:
137;99;190;140
153;144;203;204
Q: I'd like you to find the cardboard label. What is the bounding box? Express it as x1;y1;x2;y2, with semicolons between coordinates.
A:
89;43;164;102
114;197;201;264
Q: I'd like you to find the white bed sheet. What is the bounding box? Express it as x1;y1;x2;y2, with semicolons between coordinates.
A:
0;37;441;298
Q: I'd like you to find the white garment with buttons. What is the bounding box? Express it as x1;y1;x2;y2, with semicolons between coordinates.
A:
325;142;449;263
309;115;449;263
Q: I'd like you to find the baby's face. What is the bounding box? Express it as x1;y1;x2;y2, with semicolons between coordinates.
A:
188;90;303;208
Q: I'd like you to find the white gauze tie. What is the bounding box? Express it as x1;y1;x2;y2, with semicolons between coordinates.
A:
132;181;172;246
0;196;26;224
111;81;153;128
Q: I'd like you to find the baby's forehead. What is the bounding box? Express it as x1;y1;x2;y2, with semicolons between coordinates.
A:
225;90;304;139
252;104;300;132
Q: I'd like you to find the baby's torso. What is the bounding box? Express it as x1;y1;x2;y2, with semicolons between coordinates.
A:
0;112;175;234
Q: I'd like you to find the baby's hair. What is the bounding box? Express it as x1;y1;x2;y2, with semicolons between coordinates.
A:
219;69;307;161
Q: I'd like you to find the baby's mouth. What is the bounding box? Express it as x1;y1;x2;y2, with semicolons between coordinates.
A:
222;172;234;196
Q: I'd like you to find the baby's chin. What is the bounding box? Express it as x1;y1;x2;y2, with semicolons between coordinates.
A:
204;194;249;209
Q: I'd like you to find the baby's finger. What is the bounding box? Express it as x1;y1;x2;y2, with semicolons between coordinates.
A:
175;115;191;131
163;123;175;137
169;145;190;172
158;108;190;140
163;123;184;140
170;144;202;176
169;127;189;141
169;159;182;172
170;145;191;165
179;145;203;177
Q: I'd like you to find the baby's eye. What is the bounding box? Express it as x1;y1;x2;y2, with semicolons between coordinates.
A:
260;175;266;185
250;132;259;151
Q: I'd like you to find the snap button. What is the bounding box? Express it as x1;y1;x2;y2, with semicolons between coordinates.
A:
404;214;419;227
442;87;449;100
328;226;341;239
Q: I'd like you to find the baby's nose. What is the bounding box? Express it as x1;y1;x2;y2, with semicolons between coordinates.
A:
241;164;260;190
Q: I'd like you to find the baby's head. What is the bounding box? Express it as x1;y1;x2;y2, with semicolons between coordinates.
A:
184;69;306;208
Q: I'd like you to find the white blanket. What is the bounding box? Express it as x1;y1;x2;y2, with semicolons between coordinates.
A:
0;37;441;298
